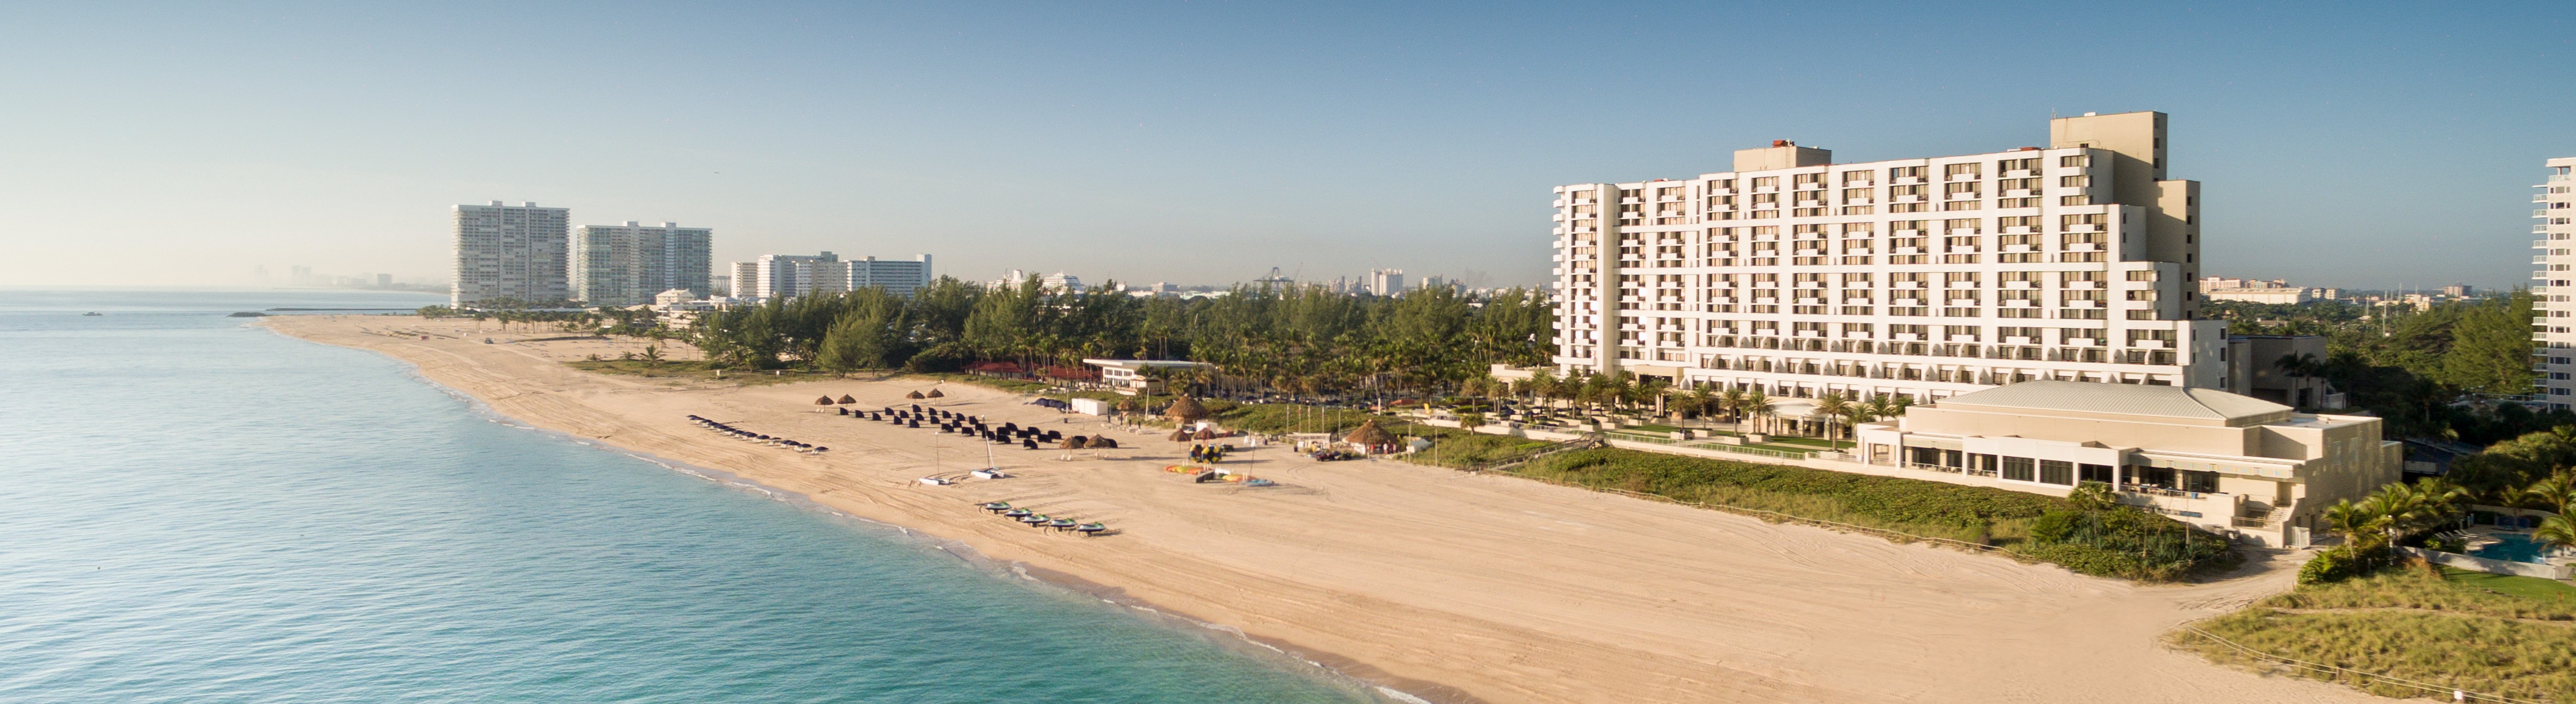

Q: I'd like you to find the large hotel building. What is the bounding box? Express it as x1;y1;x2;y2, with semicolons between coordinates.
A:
1551;111;2225;403
2536;157;2575;408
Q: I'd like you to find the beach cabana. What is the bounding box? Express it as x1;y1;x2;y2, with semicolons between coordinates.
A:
1091;436;1119;449
906;390;926;399
814;396;834;405
837;394;857;405
1061;436;1090;450
926;388;945;398
1345;419;1400;455
1164;396;1209;424
1190;427;1218;441
1168;429;1194;443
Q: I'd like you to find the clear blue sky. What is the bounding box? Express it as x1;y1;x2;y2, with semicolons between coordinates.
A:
2;2;2568;290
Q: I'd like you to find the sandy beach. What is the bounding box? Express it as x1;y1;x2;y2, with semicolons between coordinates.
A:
266;315;2375;704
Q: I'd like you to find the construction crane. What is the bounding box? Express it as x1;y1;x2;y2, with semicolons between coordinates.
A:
1253;266;1295;287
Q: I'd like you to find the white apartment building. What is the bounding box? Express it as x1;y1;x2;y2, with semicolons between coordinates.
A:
572;221;713;306
848;255;933;297
732;252;848;301
452;200;570;307
2533;158;2576;408
1368;268;1407;296
1550;111;2225;403
2200;277;2315;305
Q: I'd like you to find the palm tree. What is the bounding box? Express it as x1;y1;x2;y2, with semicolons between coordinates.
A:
2535;513;2576;555
1811;391;1854;443
2524;470;2576;515
1684;385;1717;423
2274;352;2323;379
1717;388;1747;429
2320;498;2385;561
1739;389;1776;435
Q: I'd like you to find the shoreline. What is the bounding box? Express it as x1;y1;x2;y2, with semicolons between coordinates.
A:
301;322;1430;702
263;315;2384;704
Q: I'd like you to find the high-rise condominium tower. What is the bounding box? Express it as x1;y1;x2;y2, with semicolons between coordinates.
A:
452;201;570;307
2534;158;2575;408
1550;111;2223;403
572;221;713;306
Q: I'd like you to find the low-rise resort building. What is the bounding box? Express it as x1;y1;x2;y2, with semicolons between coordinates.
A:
1852;381;2399;546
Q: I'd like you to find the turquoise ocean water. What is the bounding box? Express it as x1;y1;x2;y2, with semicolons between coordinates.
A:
0;290;1381;703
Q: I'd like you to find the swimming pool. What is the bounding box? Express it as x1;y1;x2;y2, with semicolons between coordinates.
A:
2471;533;2554;564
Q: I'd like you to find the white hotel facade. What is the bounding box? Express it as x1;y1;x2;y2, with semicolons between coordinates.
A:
2535;157;2576;408
1550;111;2226;403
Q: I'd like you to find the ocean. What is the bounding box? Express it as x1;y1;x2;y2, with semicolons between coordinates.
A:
0;289;1382;703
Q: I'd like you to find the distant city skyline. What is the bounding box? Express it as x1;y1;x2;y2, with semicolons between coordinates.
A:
2;4;2571;290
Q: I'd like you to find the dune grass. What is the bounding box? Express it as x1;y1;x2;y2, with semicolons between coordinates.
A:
2179;562;2576;700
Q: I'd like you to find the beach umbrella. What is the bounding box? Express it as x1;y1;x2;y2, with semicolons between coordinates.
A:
1061;436;1090;449
1163;396;1209;424
1192;427;1219;441
907;390;926;399
814;396;833;406
1022;438;1039;449
926;388;945;398
837;394;857;405
1168;429;1194;442
1091;436;1118;449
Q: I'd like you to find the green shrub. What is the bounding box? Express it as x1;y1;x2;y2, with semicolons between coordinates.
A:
2024;507;2236;581
2298;546;2355;585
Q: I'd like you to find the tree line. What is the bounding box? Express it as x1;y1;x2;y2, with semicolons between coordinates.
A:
684;277;1557;398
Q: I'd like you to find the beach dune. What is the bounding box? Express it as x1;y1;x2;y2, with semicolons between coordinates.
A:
268;316;2372;704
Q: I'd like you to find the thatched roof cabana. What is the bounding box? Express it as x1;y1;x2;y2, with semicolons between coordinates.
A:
837;395;857;405
1190;427;1218;441
814;396;834;406
1090;436;1119;449
1061;435;1091;450
1164;396;1208;423
1344;419;1398;448
906;390;926;399
1168;429;1194;442
925;388;945;398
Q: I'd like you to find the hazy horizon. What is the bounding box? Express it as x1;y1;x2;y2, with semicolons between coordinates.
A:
4;3;2569;290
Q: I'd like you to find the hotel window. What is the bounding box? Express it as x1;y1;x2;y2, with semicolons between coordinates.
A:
2002;456;2035;482
1751;176;1779;190
2039;460;2074;485
2059;175;2092;188
1842;171;1874;185
2079;464;2113;484
2126;270;2157;281
2059;154;2090;168
1889;165;1925;181
1999;158;2038;173
1943;163;1982;180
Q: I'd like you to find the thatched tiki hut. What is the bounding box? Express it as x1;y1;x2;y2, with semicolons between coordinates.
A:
906;390;926;399
1061;435;1091;450
925;388;945;398
1163;396;1208;424
1089;436;1119;449
837;394;857;405
1344;419;1400;454
814;395;834;406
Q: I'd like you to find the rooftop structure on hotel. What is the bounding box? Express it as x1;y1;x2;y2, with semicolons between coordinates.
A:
1549;111;2223;404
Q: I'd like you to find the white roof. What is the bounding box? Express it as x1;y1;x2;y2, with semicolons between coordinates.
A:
1934;381;2291;423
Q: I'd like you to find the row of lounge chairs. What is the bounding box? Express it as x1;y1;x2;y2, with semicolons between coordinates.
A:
977;502;1109;536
